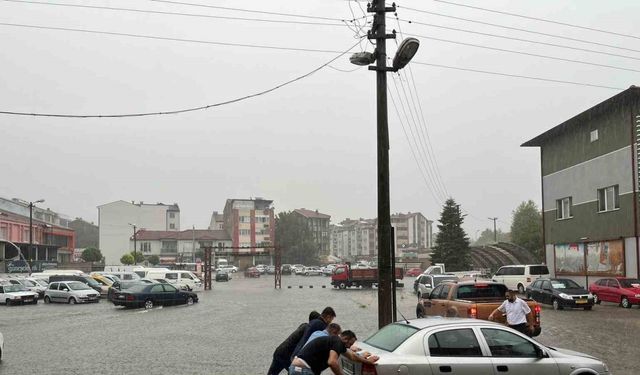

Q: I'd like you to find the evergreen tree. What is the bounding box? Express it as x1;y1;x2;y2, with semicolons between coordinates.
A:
275;211;319;265
430;198;471;271
511;200;543;261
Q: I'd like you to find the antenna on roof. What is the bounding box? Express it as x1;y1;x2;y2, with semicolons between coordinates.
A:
396;307;410;324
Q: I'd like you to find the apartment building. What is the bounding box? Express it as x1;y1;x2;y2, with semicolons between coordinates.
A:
391;212;433;257
98;200;180;264
131;229;231;265
292;208;331;258
222;198;275;253
522;86;640;282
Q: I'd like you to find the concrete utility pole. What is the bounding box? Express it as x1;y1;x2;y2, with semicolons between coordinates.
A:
489;217;498;243
29;199;44;262
129;223;137;265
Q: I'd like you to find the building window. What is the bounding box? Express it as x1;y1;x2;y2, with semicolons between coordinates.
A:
598;185;619;212
239;229;251;236
169;212;175;218
140;242;151;253
556;197;572;219
239;216;251;223
590;129;599;142
169;223;176;229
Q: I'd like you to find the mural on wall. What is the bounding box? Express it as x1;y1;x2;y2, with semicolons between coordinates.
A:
555;240;625;276
555;243;585;274
586;240;624;275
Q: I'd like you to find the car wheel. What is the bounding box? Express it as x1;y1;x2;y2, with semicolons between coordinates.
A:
69;297;76;304
552;298;562;310
44;296;51;304
517;284;525;294
621;297;632;308
339;282;347;290
5;299;10;306
305;272;309;276
593;294;600;305
187;296;194;305
416;303;425;318
145;299;154;309
584;306;593;311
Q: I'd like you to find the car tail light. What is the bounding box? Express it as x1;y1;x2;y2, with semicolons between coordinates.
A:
534;304;541;324
126;295;135;301
362;363;377;375
468;306;478;319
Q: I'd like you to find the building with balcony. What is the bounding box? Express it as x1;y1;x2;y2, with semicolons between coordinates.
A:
222;198;275;253
292;208;331;258
98;200;180;265
131;229;231;265
522;86;640;283
391;212;433;257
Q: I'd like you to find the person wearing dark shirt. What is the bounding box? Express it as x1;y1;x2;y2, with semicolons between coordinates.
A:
267;311;320;375
290;330;378;375
291;307;336;360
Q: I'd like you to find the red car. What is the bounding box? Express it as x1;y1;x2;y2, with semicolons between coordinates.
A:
244;267;260;278
405;268;423;277
589;277;640;308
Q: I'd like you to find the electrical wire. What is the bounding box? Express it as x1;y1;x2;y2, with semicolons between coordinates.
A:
398;19;640;62
0;41;362;118
395;8;640;54
0;0;347;27
0;22;347;54
410;61;624;90
431;0;640;41
405;33;640;74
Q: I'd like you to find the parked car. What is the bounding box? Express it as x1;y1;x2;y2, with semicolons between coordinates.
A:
266;265;276;274
321;264;336;276
414;274;459;298
254;264;267;274
589;277;640;308
0;284;39;305
145;270;202;291
526;278;594;310
6;277;46;297
492;264;550;293
245;267;260;278
405;268;423;277
112;283;198;309
217;265;238;273
90;274;114;296
216;271;230;282
45;281;100;304
292;264;305;274
107;280;151;301
303;266;323;276
281;264;293;275
48;274;103;293
339;319;610;375
104;271;140;281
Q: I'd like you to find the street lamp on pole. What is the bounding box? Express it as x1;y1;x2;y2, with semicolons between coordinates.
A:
128;223;137;265
29;199;45;263
351;1;420;329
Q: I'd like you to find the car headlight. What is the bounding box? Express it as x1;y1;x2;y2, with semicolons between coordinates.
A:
558;293;571;300
588;293;594;299
11;295;20;299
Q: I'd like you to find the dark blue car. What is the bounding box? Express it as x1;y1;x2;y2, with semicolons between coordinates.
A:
111;283;198;309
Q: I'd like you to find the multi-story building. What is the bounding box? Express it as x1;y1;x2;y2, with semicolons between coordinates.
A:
98;200;180;265
208;211;225;230
330;213;433;261
522;86;640;283
131;229;231;265
223;198;274;252
292;208;331;258
69;218;99;249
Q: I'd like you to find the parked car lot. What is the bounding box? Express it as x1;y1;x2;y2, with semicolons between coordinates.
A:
340;319;610;375
526;278;594;310
589;277;640;308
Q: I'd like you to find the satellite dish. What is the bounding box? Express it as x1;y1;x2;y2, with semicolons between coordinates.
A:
350;52;376;66
393;37;420;71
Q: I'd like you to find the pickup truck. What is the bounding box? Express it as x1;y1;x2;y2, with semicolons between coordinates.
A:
416;281;542;337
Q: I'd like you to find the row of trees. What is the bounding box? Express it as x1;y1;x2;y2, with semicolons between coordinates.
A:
430;199;544;271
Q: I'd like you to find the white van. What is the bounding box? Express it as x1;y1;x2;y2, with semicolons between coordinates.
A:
492;264;550;293
145;270;202;291
103;271;141;281
131;267;170;278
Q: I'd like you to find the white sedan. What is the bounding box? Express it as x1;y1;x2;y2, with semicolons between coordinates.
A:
340;318;609;375
303;267;323;276
0;284;39;305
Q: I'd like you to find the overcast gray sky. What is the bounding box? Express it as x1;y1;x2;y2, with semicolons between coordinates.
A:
1;0;638;239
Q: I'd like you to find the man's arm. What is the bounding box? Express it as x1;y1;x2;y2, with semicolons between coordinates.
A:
488;301;506;321
344;349;379;365
328;350;344;375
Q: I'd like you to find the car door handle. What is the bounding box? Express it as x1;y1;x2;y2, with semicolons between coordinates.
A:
497;365;509;372
439;365;452;373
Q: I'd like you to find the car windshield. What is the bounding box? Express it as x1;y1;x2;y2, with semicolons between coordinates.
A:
551;279;581;289
620;279;640;288
34;279;49;287
364;323;419;352
21;279;37;287
4;284;27;292
67;282;91;291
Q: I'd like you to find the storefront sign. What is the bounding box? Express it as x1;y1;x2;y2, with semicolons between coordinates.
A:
555;239;624;276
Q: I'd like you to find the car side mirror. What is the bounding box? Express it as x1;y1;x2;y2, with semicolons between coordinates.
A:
424;284;432;288
535;346;547;359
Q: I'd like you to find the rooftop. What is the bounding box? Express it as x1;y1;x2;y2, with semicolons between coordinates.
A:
294;208;331;219
133;229;230;241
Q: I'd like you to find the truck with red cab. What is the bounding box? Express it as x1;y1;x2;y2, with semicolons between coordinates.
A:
331;263;403;289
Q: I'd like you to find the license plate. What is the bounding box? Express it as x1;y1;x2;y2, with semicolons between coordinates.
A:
341;359;355;374
576;299;587;304
24;298;33;302
118;295;125;299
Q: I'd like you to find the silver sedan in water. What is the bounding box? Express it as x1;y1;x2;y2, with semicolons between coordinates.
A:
340;318;609;375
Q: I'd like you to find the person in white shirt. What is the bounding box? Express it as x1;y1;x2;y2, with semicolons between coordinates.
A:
488;289;534;336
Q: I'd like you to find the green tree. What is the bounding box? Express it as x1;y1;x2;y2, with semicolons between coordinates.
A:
473;228;511;246
510;200;543;261
120;253;134;265
430;198;471;272
148;255;160;265
81;247;103;262
275;211;319;265
130;251;145;264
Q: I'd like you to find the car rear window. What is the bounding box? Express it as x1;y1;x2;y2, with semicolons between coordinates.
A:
364;323;419;352
529;266;549;275
456;284;507;299
620;279;640;288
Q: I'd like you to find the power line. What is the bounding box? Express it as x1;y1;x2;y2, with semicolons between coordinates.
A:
395;7;640;54
0;41;361;118
398;18;640;62
0;22;347;54
411;61;625;90
405;33;640;74
431;0;640;41
0;0;347;27
150;0;369;23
